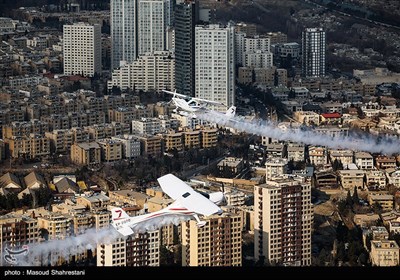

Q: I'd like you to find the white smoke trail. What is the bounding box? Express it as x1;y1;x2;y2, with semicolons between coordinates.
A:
198;111;400;155
14;214;192;266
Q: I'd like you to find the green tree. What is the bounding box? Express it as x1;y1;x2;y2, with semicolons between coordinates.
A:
352;186;359;204
160;246;174;266
346;189;353;208
20;193;33;208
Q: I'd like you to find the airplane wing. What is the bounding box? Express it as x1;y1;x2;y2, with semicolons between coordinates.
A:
157;174;222;217
162;89;189;99
191;97;226;106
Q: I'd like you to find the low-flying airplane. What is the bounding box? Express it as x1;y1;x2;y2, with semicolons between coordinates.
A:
111;173;225;236
163;89;236;119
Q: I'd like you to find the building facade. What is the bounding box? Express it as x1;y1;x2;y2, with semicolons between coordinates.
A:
302;27;325;78
111;0;138;69
63;22;102;77
175;0;196;96
181;213;242;266
254;179;313;266
195;23;235;110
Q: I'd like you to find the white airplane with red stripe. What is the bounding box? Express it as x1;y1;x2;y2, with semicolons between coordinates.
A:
111;174;224;236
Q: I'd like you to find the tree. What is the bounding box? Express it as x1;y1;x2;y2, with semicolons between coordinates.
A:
159;246;174;266
332;159;343;171
352;186;359;204
346;189;353;208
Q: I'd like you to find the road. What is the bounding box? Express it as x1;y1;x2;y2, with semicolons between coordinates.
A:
301;0;400;30
180;156;225;179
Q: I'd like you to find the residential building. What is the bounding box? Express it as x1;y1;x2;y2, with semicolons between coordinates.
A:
314;171;338;189
365;170;386;189
163;130;183;151
302;27;326;78
126;230;160;266
195;23;235;110
181;213;242;266
265;158;288;180
97;138;123;162
254;179;313;266
0;214;39;266
339;170;365;190
108;51;175;92
175;0;196;96
109;190;148;209
137;0;172;55
293;111;320;126
97;238;126;266
6;134;50;159
70;142;101;166
111;0;137;69
76;193;111;211
63;22;101;77
111;135;141;159
132;134;162;157
375;156;397;170
370;240;399;266
217;157;245;176
286;143;305;162
355;152;374;170
329;149;354;165
308;146;327;166
200;126;218;148
368;193;394;212
37;214;73;240
45;129;74;154
132;118;162;135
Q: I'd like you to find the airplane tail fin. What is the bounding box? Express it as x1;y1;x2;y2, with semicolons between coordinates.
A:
111;207;130;222
225;106;236;118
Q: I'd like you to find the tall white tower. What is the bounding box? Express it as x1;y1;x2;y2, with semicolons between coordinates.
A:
195;23;235;110
302;27;326;78
111;0;137;70
137;0;173;55
63;22;101;77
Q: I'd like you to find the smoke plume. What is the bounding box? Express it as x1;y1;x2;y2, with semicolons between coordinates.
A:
198;110;400;155
14;215;191;266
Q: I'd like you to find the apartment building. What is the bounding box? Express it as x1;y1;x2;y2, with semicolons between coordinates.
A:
37;214;73;240
132;134;162;157
0;214;39;266
163;130;184;151
265;158;288;180
195;23;235;110
132;118;162;135
97;138;123;162
375;156;397;170
355;152;374;170
108;51;175;92
200;127;218;148
111;135;141;159
365;170;387;189
7;134;50;159
370;240;399;266
329;149;354;165
70;142;101;166
181;213;242;266
45;129;74;154
2;120;49;139
308;146;327;166
63;22;101;77
339;170;365;190
368;193;394;212
76;193;110;211
254;178;313;266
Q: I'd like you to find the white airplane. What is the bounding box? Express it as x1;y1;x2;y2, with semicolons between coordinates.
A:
163;89;236;119
111;174;225;236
